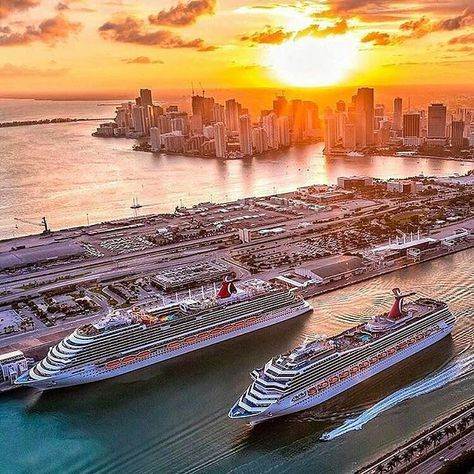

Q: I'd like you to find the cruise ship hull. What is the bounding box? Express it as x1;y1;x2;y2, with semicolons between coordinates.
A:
235;318;455;425
18;301;312;390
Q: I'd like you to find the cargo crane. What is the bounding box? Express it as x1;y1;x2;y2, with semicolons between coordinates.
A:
14;216;51;234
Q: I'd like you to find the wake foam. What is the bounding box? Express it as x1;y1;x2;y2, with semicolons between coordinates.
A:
320;354;474;441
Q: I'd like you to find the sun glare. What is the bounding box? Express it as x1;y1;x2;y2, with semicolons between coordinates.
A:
266;35;359;87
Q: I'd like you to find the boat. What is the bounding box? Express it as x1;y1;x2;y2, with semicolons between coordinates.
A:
15;277;312;389
346;151;364;157
229;288;456;424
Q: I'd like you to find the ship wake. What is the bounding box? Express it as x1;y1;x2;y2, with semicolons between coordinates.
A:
320;353;474;441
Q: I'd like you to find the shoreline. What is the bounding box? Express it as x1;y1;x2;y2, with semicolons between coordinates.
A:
0;117;113;128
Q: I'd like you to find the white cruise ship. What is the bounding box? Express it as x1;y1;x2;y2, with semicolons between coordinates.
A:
15;278;311;389
229;289;455;424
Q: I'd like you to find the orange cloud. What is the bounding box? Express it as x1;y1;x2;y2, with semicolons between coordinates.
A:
448;32;474;44
0;14;81;46
149;0;216;27
361;31;393;46
295;19;348;39
0;0;40;19
241;27;292;45
122;56;164;64
98;16;207;48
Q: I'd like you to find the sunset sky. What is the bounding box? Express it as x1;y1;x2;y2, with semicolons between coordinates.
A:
1;0;473;96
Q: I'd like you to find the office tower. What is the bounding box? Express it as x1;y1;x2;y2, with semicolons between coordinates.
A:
150;127;161;151
213;103;225;123
152;105;164;125
336;100;346;112
451;120;465;148
393;97;402;131
335;110;346;142
343;123;356;149
171;117;186;133
375;104;385;118
140;89;153;107
262;112;280;149
213;122;226;158
192;94;215;125
403;113;420;146
252;127;268;154
303;101;320;139
157;115;171;134
428;103;447;139
278;116;290;147
355;88;374;147
225;99;240;133
239;115;253;155
290;99;304;143
273;95;288;117
190;114;203;135
132;106;147;135
324;109;337;152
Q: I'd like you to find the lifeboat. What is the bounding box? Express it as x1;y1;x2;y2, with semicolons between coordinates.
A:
416;334;424;341
307;387;317;397
370;356;378;364
105;360;121;369
318;381;329;389
360;361;370;369
185;336;198;345
138;350;151;358
409;337;416;344
378;352;387;360
339;370;350;379
122;355;136;364
167;340;182;351
329;375;339;385
350;366;359;374
388;348;396;355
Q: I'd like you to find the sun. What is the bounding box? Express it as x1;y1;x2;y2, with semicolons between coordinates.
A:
266;35;359;87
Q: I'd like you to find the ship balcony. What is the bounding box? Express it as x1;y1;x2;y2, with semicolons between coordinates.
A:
228;397;272;419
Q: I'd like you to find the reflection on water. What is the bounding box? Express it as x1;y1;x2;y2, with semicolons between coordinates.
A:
0;249;472;474
1;119;472;238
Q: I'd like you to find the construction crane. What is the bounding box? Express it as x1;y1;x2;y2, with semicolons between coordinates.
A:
14;216;51;234
199;82;205;97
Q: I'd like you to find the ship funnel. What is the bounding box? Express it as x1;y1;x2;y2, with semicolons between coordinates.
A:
217;272;238;299
388;288;416;319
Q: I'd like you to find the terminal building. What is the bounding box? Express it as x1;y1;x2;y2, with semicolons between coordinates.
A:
0;351;28;383
337;176;374;189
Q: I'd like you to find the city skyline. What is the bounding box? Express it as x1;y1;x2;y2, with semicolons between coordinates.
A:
1;1;474;96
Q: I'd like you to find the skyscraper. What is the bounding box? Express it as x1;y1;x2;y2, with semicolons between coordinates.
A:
225;99;240;133
278;116;290;147
239;115;253;155
192;94;215;125
213;122;226;158
252;127;268;154
273;95;288;117
355;87;374;147
393;97;402;131
403;113;420;146
150;127;161;151
451;120;465;148
427;103;447;139
140;89;153;107
262;112;280;149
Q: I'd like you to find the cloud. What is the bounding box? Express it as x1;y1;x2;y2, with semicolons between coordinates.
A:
0;14;82;46
448;32;474;44
0;0;40;19
295;19;348;38
241;26;292;44
197;44;218;51
361;31;393;45
149;0;216;27
98;16;207;48
122;56;164;64
0;63;69;76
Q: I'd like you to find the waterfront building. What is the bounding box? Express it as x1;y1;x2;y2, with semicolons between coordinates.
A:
157;115;172;134
403;113;421;146
252;127;268;154
203;125;214;139
355;88;375;147
192;94;215;125
262;112;280;149
387;180;423;194
162;132;185;153
337;176;373;189
290;99;305;143
393;97;403;131
278;116;290;147
225;99;240;133
273;95;288;117
213;103;225;123
427;103;447;143
140;89;153;107
451;120;465;148
303;101;321;139
190;114;203;135
324;113;337;152
150;127;161;151
239;115;253;155
213;122;226;158
343;123;356;149
0;351;28;383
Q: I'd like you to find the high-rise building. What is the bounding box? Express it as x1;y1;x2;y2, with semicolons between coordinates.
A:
427;103;447;139
303;101;320;139
190;114;203;135
355;88;374;147
140;89;153;107
225;99;240;133
150;127;161;151
343;123;356;149
403;113;420;146
324;110;337;153
451;120;465;148
192;95;214;125
252;127;268;154
273;95;288;117
278;116;290;147
393;97;402;131
213;103;225;123
262;112;280;149
336;100;346;112
239;115;253;155
213;122;226;158
290;99;304;143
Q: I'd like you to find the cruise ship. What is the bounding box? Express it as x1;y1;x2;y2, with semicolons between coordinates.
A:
229;289;455;424
15;278;312;389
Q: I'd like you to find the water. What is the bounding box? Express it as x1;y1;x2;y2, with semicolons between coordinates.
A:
0;100;473;473
0;99;471;239
1;249;472;474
